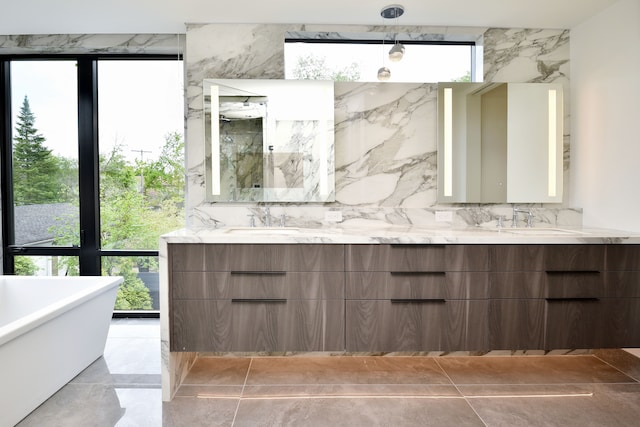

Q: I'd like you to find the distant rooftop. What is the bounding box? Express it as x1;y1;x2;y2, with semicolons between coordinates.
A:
14;203;77;246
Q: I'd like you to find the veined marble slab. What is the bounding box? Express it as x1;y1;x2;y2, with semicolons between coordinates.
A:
160;226;640;245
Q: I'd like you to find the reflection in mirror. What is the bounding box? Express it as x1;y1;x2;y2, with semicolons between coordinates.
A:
437;82;563;203
204;79;335;202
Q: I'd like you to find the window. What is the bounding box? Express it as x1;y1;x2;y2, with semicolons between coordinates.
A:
1;56;184;314
285;38;479;83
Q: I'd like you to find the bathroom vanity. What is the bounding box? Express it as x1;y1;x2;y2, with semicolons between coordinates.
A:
160;226;640;400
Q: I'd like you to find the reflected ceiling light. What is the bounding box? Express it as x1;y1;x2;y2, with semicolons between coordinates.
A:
381;4;405;62
377;67;391;81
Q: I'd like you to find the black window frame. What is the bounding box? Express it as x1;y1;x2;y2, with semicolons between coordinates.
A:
0;54;182;315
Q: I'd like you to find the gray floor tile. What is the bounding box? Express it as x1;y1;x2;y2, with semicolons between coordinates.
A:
233;396;485;427
595;348;640;382
183;357;251;386
436;355;635;385
163;396;238;427
468;383;640;427
242;383;461;398
246;356;452;385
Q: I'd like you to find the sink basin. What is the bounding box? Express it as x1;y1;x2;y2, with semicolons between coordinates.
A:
503;228;584;235
224;227;300;235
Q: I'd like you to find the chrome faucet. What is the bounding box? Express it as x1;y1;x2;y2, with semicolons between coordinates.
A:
263;207;272;227
512;206;534;228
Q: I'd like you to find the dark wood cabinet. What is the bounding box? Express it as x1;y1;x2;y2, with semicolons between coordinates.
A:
168;242;640;353
488;244;621;351
345;244;490;352
169;244;345;352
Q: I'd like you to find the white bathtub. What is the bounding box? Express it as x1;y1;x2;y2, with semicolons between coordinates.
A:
0;275;123;427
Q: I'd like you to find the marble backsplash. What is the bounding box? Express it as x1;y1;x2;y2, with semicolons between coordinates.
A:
186;24;578;230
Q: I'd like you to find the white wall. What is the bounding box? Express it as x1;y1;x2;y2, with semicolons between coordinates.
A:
571;0;640;231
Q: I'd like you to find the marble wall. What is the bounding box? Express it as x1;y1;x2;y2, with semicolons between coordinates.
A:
185;24;580;230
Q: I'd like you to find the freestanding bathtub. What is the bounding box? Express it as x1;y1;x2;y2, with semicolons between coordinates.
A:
0;275;123;427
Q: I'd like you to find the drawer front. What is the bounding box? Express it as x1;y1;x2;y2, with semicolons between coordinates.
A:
170;244;344;272
605;272;640;297
545;299;604;349
345;300;443;352
172;299;344;352
173;271;344;300
606;245;640;270
544;271;604;299
544;245;605;271
489;299;545;350
490;272;545;298
491;245;545;271
346;272;489;300
346;244;489;272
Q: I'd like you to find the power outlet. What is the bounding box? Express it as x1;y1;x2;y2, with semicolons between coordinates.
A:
435;210;454;222
324;211;343;222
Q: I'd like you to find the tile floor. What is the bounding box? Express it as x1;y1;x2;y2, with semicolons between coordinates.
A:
16;319;640;426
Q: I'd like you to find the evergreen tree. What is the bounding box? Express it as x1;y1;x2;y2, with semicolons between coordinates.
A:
13;96;62;205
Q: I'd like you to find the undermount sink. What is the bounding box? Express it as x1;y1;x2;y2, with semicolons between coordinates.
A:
223;227;301;235
502;228;584;235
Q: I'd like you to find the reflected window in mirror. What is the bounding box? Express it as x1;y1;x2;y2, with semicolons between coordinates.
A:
284;34;481;83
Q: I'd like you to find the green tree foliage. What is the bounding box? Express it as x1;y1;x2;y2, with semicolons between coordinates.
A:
292;54;361;82
51;133;185;309
14;256;38;275
453;71;471;82
13;96;65;205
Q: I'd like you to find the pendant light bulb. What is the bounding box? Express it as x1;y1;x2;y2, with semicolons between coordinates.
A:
377;67;391;81
388;43;405;62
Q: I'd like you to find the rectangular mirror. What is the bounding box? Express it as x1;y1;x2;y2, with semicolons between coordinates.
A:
437;82;563;203
204;79;335;202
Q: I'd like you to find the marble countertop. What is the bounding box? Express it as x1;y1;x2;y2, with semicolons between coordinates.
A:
160;225;640;245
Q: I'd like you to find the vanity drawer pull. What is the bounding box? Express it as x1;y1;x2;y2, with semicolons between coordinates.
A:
390;244;445;248
390;271;446;276
545;297;600;302
390;298;446;304
231;298;287;303
230;271;287;275
545;270;601;275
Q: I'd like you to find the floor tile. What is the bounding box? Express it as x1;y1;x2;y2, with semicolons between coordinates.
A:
163;396;238;427
242;383;460;398
233;396;484;427
595;348;640;382
16;384;161;427
436;355;635;385
246;356;452;386
182;357;251;385
468;383;640;427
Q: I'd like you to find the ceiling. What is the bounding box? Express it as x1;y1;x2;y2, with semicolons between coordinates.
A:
0;0;618;35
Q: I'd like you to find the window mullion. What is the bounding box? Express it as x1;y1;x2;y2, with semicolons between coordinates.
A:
77;58;101;276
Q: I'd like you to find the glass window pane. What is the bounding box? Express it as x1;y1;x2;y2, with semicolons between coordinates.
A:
98;60;184;250
285;42;473;82
103;256;159;311
14;255;78;276
11;60;79;247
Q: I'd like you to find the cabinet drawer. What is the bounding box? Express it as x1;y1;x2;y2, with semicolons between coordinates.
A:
605;272;640;297
345;299;488;352
346;244;489;272
346;272;489;300
606;245;640;270
545;299;604;349
490;272;545;298
172;271;344;300
491;245;605;272
172;299;344;352
545;271;603;299
346;300;443;351
489;299;545;350
544;245;605;272
170;244;344;272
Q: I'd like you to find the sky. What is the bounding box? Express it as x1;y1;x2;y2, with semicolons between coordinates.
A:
10;60;184;162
